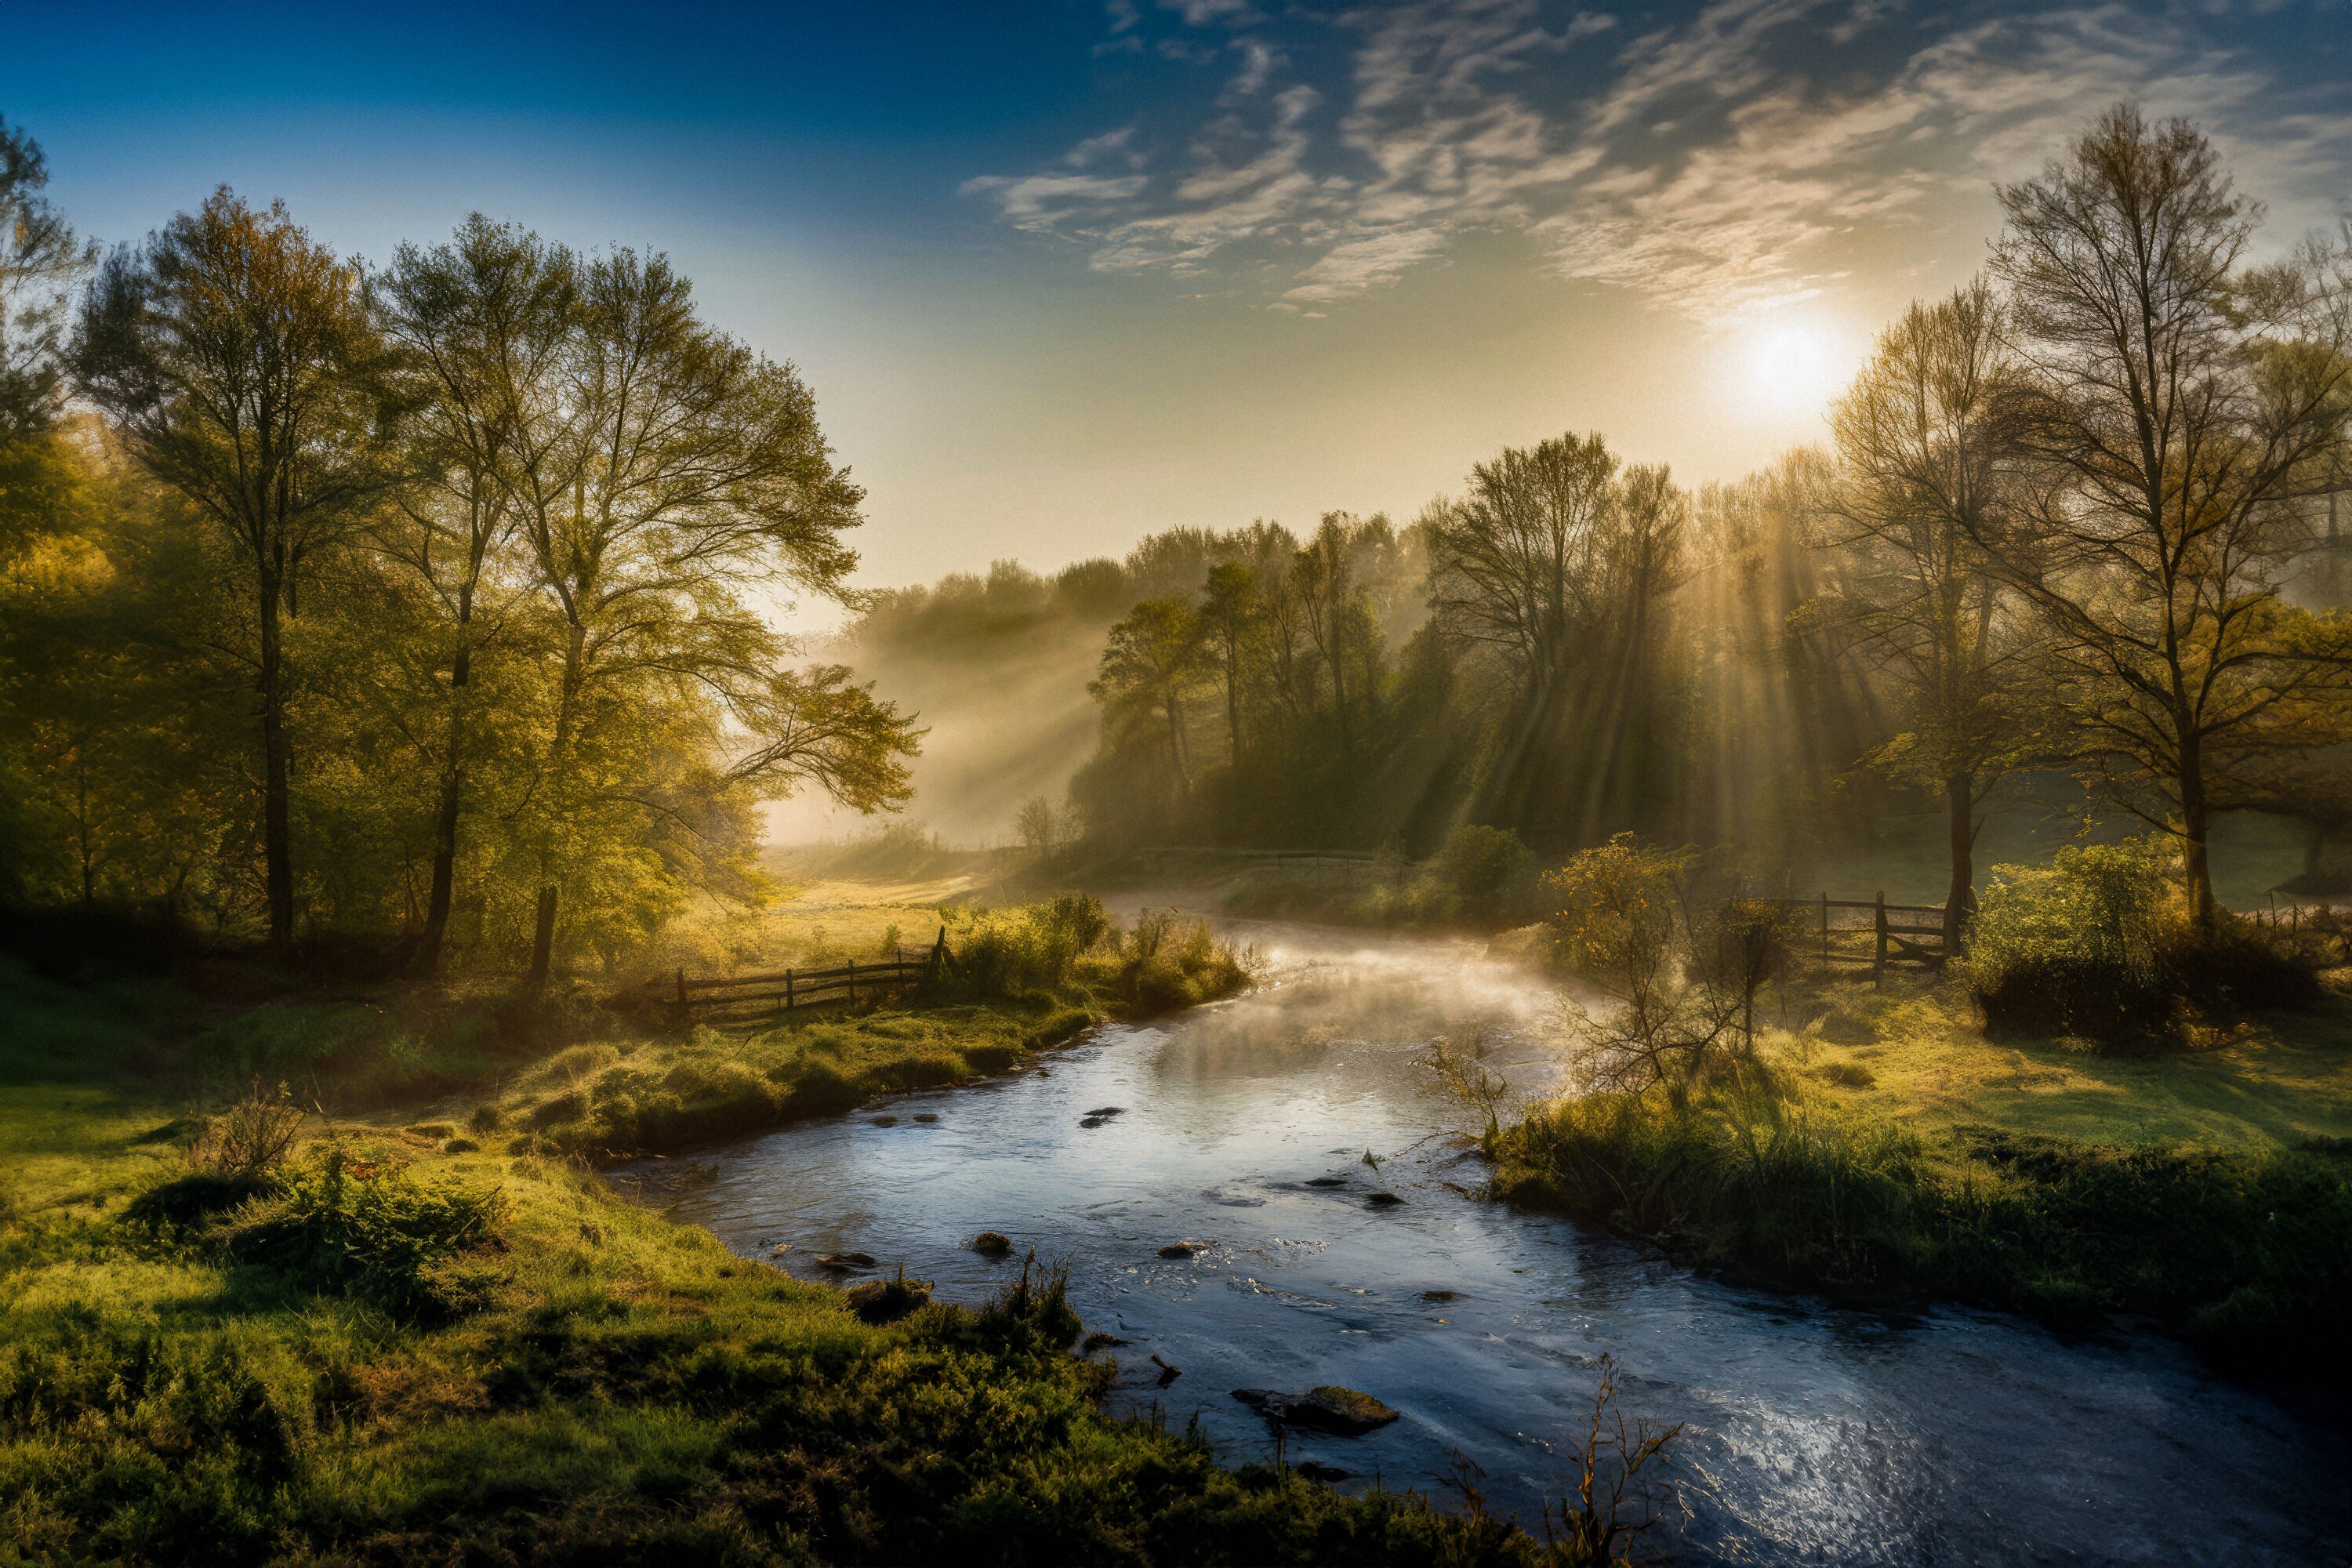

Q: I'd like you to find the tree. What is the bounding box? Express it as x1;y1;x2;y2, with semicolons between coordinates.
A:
1828;279;2038;946
0;118;96;441
496;245;884;988
1985;105;2352;927
1089;597;1208;796
374;216;575;974
1425;432;1687;839
1198;559;1256;762
74;190;397;949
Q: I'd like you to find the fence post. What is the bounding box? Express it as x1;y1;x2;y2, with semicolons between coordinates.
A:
1873;893;1886;988
931;926;947;979
1820;892;1829;967
786;969;795;1011
846;956;856;1005
673;967;687;1024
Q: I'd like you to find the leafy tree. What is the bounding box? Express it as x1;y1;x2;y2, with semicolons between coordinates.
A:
0;117;96;441
1089;597;1208;797
1828;279;2041;946
495;245;898;986
1199;559;1256;761
74;190;399;949
1984;105;2352;927
373;216;575;973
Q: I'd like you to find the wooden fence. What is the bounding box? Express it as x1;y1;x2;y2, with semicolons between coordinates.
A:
1772;893;1950;982
649;927;949;1023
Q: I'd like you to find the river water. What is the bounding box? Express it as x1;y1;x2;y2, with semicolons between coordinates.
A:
626;922;2350;1566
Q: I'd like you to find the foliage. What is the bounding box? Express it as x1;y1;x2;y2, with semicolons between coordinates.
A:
1432;824;1535;913
183;1080;304;1177
1965;835;2325;1044
222;1146;506;1322
1965;837;2178;1041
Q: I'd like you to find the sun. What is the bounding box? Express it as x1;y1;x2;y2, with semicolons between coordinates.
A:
1738;316;1851;419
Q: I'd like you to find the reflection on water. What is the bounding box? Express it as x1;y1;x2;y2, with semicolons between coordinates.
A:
626;925;2350;1567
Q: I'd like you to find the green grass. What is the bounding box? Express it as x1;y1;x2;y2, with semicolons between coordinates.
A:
0;935;1598;1566
1784;981;2352;1149
1490;980;2352;1382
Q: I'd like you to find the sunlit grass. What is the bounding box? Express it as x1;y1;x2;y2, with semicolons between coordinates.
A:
1782;979;2352;1149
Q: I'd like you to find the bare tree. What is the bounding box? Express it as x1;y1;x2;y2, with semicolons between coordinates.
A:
1984;105;2352;927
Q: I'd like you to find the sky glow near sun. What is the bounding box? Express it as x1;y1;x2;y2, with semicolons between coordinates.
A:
1737;316;1858;423
4;2;2350;604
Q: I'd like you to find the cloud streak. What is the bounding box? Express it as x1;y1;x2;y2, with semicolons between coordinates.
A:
966;0;2352;322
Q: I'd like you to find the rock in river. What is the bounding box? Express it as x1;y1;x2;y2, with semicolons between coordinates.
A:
1156;1241;1200;1258
1231;1386;1401;1436
1365;1191;1406;1209
813;1251;877;1271
970;1232;1014;1257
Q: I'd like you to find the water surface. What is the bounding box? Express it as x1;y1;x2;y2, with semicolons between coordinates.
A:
628;924;2350;1566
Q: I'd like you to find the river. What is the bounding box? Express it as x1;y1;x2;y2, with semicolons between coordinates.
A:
624;920;2350;1566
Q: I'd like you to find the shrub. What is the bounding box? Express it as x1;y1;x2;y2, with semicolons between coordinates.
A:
225;1149;505;1322
1434;824;1534;914
1968;837;2325;1043
1966;837;2178;1043
186;1080;304;1176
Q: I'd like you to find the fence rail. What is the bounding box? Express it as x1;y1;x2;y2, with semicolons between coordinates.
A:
1769;892;1950;983
648;928;949;1022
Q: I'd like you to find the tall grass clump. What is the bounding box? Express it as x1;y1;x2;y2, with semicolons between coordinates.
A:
943;895;1244;1013
1492;1087;2352;1378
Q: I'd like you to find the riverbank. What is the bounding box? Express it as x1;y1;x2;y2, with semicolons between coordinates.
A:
1487;980;2352;1381
0;906;1577;1565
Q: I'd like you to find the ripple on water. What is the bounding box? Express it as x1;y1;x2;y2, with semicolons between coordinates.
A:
633;922;2352;1568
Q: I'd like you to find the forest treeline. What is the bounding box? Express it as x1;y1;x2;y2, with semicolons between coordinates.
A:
0;123;916;976
905;105;2350;938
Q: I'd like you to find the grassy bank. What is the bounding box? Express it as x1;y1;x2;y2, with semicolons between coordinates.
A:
1488;982;2352;1381
0;895;1617;1566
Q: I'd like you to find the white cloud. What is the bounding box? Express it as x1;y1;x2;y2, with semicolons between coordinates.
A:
964;0;2352;318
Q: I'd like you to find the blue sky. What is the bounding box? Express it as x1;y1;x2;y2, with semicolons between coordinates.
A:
8;1;2350;612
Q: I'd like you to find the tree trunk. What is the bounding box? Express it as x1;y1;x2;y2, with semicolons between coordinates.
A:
257;575;296;953
1165;695;1190;795
415;635;474;978
417;768;463;976
2178;731;2216;932
524;617;589;991
525;882;559;991
1944;771;1975;952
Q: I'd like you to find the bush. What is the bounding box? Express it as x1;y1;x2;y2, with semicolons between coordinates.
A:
1434;824;1534;914
225;1149;506;1322
1967;837;2176;1041
184;1080;305;1176
1968;837;2323;1043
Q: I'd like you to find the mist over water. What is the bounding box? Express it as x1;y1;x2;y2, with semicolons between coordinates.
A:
632;924;2350;1566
